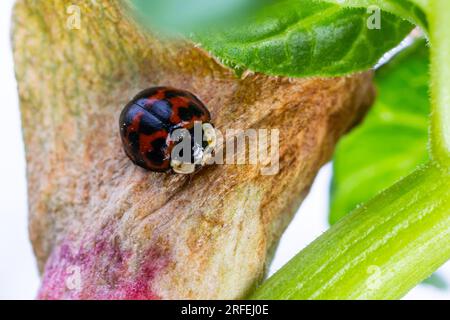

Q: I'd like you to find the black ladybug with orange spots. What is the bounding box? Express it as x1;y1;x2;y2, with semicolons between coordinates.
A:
119;87;216;174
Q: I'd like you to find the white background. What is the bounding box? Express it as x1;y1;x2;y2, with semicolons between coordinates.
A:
0;0;449;300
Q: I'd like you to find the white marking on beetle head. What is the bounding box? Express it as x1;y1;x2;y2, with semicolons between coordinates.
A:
170;159;195;174
201;123;217;165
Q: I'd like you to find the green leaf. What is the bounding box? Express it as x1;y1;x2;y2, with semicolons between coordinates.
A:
423;273;448;290
128;0;269;35
194;0;414;77
250;162;450;299
330;40;430;225
323;0;428;32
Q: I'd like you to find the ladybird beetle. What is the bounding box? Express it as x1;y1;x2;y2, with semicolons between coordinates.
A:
119;87;216;174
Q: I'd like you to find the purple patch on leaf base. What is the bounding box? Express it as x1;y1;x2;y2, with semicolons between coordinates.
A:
37;226;168;300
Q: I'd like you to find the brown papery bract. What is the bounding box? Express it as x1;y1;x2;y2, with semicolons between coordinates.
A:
12;0;374;299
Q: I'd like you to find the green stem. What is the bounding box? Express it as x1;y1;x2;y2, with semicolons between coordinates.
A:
429;0;450;171
250;162;450;299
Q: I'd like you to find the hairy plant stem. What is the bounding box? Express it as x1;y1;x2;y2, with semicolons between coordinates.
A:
429;0;450;171
251;162;450;299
